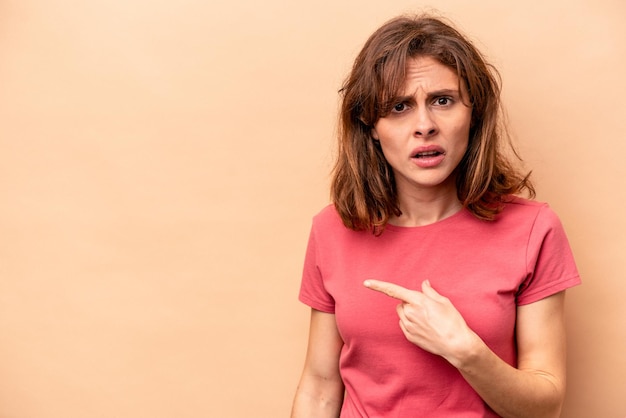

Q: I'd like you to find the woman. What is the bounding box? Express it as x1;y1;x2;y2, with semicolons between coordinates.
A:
291;14;581;418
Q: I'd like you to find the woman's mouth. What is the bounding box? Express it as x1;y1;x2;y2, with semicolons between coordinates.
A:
412;150;443;158
410;147;445;168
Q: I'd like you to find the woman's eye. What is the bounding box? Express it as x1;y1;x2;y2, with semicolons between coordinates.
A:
434;97;452;106
393;103;407;112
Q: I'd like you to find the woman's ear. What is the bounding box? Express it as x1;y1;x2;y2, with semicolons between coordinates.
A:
359;116;379;141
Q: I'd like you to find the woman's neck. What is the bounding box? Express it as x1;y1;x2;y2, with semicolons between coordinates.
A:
390;184;462;227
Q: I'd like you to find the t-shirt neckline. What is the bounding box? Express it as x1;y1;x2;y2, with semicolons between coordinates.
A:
383;207;471;233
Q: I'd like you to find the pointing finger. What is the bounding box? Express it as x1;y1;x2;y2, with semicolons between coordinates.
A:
364;280;418;303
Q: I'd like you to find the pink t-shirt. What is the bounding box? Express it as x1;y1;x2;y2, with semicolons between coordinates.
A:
299;198;581;417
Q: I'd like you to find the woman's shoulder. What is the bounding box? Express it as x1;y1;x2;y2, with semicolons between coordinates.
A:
503;195;546;209
499;196;562;228
312;204;345;229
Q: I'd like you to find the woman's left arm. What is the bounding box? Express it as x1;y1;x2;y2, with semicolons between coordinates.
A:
364;280;568;418
457;291;567;418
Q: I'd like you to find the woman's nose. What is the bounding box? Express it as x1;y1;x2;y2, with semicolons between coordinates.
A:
413;107;438;138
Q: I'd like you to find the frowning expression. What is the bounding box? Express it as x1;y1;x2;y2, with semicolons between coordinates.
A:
372;55;472;197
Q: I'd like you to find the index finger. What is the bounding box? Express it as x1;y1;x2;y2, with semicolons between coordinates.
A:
363;279;418;303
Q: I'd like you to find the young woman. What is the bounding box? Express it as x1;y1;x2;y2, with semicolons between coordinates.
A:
291;15;581;418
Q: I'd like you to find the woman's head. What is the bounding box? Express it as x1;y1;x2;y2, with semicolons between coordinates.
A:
331;14;534;233
347;15;495;132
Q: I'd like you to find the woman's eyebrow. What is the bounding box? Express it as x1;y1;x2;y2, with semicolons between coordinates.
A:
392;95;415;103
427;88;460;97
397;88;461;99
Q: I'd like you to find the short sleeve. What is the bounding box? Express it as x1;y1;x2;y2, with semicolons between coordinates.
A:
517;204;581;305
298;221;336;313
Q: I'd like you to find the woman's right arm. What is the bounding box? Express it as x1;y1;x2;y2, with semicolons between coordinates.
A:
291;309;345;418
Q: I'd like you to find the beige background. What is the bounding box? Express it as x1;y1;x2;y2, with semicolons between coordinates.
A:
0;0;624;417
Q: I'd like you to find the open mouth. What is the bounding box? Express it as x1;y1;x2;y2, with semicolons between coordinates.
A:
412;150;443;158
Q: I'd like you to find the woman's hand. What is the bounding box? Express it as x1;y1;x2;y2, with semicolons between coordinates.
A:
364;279;480;368
365;279;567;417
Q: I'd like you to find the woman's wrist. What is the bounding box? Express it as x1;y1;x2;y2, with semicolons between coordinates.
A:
446;329;485;371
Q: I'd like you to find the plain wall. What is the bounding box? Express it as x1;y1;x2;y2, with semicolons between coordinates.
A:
0;0;624;416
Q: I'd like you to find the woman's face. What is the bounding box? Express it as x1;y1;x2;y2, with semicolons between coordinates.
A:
372;55;472;198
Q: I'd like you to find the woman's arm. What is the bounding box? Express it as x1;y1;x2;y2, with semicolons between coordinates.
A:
364;279;567;418
457;291;566;418
291;309;345;418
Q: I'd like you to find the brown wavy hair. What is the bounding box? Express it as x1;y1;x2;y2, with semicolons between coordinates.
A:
330;14;535;234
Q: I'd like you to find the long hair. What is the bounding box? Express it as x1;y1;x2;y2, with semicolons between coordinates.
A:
330;14;535;234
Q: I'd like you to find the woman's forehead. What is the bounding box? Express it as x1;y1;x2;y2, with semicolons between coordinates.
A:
401;57;460;91
380;56;466;99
